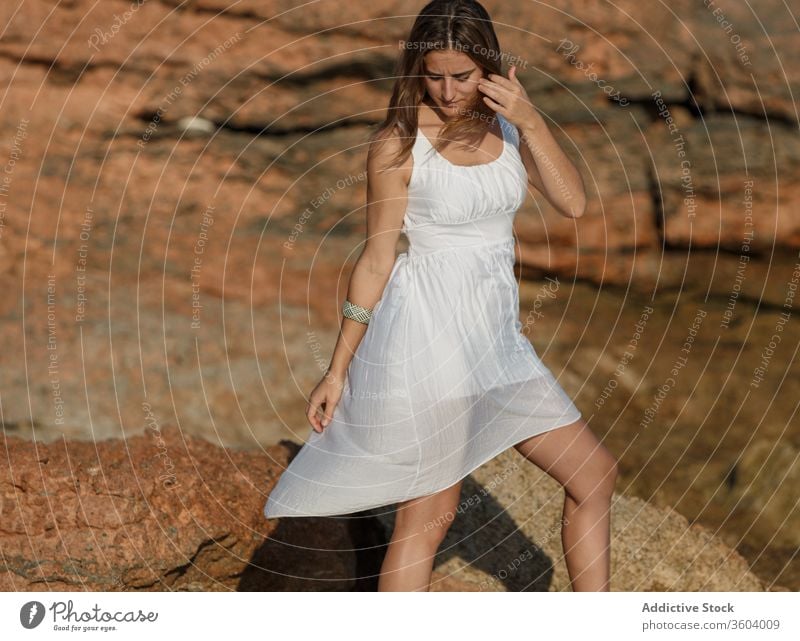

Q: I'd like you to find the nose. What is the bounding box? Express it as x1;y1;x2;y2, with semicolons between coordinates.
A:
442;77;456;101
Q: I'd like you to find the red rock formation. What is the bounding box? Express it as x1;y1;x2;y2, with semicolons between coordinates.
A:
0;430;778;591
0;0;797;590
0;429;393;590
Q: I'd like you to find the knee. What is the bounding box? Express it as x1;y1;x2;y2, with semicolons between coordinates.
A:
594;450;618;498
605;454;619;492
424;517;455;548
568;451;618;505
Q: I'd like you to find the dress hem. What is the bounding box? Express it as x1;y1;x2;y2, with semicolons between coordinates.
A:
263;408;582;520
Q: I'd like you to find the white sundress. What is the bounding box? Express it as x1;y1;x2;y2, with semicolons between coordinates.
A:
264;112;582;519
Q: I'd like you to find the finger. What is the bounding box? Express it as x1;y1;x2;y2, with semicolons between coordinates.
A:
480;78;517;108
316;406;327;431
307;399;321;431
483;87;506;115
477;80;507;107
482;94;506;115
322;402;337;426
509;65;522;86
487;72;517;92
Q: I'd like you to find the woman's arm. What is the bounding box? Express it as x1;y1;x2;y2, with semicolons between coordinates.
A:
477;66;586;218
308;129;411;431
516;114;587;219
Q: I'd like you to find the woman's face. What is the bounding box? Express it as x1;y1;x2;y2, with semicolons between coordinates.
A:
422;49;484;118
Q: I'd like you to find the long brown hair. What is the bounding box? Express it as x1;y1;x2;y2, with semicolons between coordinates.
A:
370;0;505;168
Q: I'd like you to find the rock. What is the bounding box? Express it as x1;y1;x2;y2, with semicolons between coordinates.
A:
725;439;800;549
177;116;216;134
374;449;768;591
0;0;796;591
0;431;777;591
0;430;384;591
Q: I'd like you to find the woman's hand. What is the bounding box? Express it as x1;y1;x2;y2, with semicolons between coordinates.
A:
306;369;345;432
478;65;586;218
476;65;540;130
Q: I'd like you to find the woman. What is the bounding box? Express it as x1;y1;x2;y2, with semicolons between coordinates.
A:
264;0;618;592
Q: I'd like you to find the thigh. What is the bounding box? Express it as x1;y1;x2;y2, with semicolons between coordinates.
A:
394;479;464;536
513;419;617;501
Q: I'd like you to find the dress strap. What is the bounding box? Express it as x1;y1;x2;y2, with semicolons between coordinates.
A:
497;113;520;149
413;126;436;165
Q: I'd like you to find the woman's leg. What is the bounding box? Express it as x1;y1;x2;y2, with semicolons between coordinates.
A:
514;418;618;591
378;479;464;592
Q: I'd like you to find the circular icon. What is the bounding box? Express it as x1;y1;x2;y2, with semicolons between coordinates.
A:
20;601;45;629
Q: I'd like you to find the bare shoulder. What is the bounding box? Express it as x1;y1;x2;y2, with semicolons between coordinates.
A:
367;124;413;186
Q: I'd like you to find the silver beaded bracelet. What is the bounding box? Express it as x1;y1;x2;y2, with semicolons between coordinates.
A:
342;299;373;325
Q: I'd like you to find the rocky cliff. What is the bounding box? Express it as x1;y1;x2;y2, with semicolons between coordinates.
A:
0;0;797;590
0;430;781;591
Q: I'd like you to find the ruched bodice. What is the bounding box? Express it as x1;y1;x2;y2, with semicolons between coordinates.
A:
403;113;529;249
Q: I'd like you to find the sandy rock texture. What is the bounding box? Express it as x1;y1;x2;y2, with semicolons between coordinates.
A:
0;431;784;591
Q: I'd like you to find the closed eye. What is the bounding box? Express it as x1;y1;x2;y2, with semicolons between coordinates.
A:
427;74;472;81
